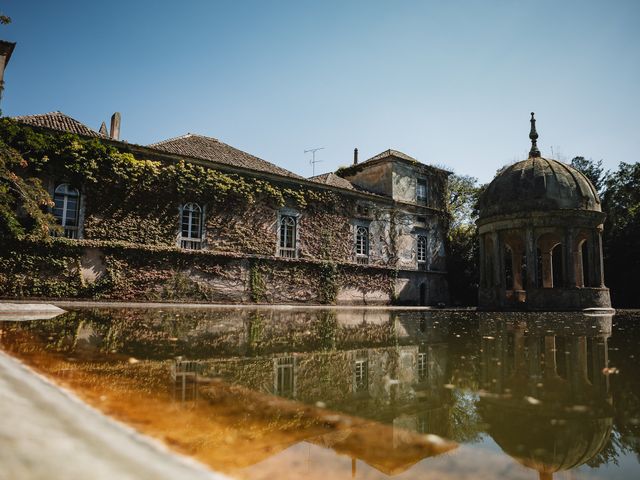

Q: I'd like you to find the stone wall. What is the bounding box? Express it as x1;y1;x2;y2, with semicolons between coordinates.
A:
0;239;450;305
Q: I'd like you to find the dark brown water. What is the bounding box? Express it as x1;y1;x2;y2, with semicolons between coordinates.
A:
1;307;639;480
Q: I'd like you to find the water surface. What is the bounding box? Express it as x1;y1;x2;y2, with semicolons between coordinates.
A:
1;307;639;480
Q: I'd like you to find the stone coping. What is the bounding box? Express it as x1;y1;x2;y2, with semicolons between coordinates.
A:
0;351;229;480
0;303;66;321
0;300;468;311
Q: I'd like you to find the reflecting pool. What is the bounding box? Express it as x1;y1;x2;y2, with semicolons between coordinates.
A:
1;307;639;480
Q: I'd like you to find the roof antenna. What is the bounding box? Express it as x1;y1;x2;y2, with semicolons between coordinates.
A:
304;147;325;176
529;112;541;158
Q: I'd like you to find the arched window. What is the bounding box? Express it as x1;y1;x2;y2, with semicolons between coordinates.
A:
279;215;297;258
180;203;203;250
53;183;80;238
355;225;369;264
417;235;428;270
552;243;564;287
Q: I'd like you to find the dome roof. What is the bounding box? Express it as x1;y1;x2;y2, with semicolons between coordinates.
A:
478;156;601;219
480;402;612;474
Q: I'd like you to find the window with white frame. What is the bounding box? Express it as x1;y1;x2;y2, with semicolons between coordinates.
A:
417;179;428;203
180;202;203;250
279;215;297;258
53;183;80;238
275;356;295;398
354;358;368;393
417;234;428;269
355;225;369;264
417;352;428;381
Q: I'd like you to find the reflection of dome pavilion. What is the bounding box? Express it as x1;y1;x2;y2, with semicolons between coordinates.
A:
477;113;611;311
482;403;612;480
478;314;614;480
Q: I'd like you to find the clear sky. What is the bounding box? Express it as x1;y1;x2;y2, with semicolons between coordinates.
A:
1;0;639;183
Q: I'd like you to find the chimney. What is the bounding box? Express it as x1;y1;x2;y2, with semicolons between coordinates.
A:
98;121;108;137
110;112;121;140
0;40;16;105
353;148;358;165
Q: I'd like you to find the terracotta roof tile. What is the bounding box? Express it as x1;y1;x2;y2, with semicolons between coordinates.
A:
12;111;106;138
309;172;356;190
149;134;304;180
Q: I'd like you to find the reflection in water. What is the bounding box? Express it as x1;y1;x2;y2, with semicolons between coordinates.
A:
479;315;613;480
1;308;638;480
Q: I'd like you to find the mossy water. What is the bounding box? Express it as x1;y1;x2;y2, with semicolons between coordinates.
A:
1;307;638;479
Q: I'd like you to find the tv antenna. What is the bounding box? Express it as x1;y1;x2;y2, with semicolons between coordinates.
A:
304;147;325;176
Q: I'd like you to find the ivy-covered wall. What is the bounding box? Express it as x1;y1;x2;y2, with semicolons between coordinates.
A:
0;237;401;304
0;119;450;305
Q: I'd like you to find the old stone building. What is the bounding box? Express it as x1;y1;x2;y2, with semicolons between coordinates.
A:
477;114;611;311
0;109;450;304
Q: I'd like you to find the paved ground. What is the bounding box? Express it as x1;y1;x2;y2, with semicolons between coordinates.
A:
0;351;229;480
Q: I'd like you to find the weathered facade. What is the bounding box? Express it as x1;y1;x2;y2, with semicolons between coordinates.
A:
477;114;611;311
0;52;450;306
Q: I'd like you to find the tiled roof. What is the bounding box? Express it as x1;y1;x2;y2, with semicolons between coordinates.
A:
309;172;356;190
12;111;106;138
362;149;451;174
365;149;419;163
149;134;304;180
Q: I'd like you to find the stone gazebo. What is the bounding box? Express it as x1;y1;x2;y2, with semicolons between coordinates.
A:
477;113;611;311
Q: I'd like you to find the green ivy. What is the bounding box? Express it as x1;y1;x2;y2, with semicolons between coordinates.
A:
249;261;266;303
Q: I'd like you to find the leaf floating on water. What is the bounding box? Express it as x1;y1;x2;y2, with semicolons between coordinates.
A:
602;367;619;375
128;357;140;364
569;405;589;413
443;383;455;389
525;396;541;405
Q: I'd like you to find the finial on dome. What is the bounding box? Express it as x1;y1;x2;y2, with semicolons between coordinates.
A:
529;112;541;158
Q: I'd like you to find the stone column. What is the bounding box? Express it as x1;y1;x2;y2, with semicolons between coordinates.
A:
479;234;486;288
596;230;605;287
525;227;537;289
491;232;502;289
575;239;585;288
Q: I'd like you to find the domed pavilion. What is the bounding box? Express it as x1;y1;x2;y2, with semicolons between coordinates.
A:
477;113;611;311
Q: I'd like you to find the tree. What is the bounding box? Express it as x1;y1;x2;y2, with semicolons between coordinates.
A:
447;174;480;231
570;156;608;194
601;162;640;307
446;174;483;305
0;136;59;239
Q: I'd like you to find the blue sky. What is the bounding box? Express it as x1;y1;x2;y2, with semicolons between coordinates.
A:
2;0;639;182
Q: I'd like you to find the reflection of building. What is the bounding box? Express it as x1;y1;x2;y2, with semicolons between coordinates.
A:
477;113;611;311
478;314;613;479
172;360;201;402
161;311;457;476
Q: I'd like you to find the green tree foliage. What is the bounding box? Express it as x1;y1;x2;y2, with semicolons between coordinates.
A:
601;162;640;307
570;156;639;307
571;156;608;194
446;174;483;306
0;133;60;239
